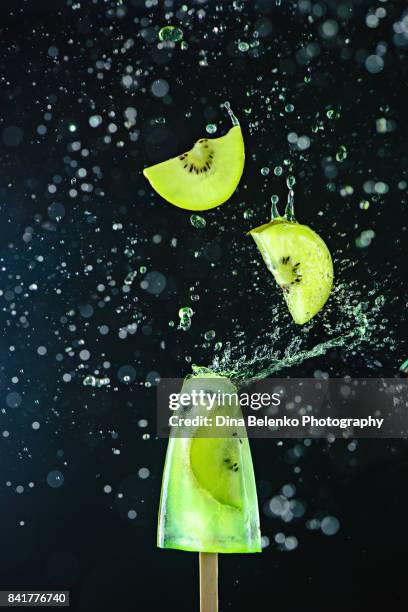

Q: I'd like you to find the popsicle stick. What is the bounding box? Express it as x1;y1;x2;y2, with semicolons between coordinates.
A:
199;552;218;612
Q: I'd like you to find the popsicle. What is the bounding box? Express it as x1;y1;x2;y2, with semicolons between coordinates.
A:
157;373;261;554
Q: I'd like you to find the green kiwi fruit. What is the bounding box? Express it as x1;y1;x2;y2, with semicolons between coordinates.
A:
190;436;243;508
249;217;333;324
143;107;244;211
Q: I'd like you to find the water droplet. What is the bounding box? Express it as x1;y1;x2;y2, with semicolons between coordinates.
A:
359;200;370;210
117;365;137;384
326;107;341;119
138;467;150;479
336;145;348;162
355;229;375;248
285;189;296;222
6;392;22;408
270;195;280;219
206;124;217;134
365;54;384;74
274;166;283;176
151;79;169;98
141;271;166;294
238;41;249;52
261;167;270;176
47;470;64;489
204;330;216;341
297;136;310;151
284;536;298;551
124;270;137;285
89;115;102;128
83;375;110;388
223;101;240;126
340;185;354;197
321;516;340;536
178;307;194;331
48;202;65;222
190;214;206;229
158;26;184;43
179;307;193;318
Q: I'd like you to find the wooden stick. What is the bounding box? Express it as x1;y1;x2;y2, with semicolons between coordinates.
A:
199;552;218;612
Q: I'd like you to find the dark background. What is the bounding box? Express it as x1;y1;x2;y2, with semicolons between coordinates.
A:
0;0;407;610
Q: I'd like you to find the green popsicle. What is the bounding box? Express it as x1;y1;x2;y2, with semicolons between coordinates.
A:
157;373;261;554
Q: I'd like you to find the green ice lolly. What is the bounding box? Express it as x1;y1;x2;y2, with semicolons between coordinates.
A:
157;373;261;554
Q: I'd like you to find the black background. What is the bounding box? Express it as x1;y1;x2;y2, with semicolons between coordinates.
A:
0;0;407;610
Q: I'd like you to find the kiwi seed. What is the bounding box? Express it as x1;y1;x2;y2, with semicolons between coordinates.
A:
280;255;303;286
178;139;215;174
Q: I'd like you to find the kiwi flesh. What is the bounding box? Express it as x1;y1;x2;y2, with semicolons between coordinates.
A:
249;217;333;324
143;125;244;211
190;436;243;508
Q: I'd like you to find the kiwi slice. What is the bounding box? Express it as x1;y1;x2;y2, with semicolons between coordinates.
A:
190;436;243;508
143;124;245;211
249;217;333;324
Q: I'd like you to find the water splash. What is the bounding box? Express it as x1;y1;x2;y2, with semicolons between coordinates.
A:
284;189;296;222
269;182;296;222
196;309;367;388
195;268;390;388
224;101;240;126
270;194;280;220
